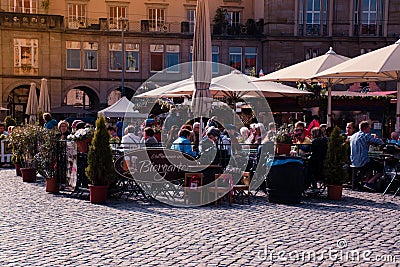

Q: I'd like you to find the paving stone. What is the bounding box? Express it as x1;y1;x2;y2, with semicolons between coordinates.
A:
0;170;399;266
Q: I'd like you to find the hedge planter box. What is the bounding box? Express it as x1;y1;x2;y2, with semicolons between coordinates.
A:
21;167;36;183
89;185;108;204
46;177;59;194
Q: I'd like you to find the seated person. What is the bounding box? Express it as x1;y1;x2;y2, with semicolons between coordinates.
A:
291;126;312;156
121;125;140;150
171;129;197;158
310;127;328;189
350;121;384;191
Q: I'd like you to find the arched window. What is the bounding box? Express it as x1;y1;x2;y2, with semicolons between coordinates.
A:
298;0;328;36
353;0;384;36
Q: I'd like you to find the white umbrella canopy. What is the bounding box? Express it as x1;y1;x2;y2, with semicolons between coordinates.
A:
25;82;39;124
191;0;212;118
135;71;311;99
312;39;400;129
167;72;311;98
38;78;51;113
255;47;350;126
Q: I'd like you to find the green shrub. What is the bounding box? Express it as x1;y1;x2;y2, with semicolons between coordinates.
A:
85;115;115;186
323;126;348;185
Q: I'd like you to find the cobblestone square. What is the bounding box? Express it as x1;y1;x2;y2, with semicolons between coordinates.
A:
0;169;399;266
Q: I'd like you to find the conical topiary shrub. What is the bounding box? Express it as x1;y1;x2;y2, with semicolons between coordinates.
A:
85;114;115;187
323;126;348;186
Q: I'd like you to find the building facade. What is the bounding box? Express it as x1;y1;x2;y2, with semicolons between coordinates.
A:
0;0;398;122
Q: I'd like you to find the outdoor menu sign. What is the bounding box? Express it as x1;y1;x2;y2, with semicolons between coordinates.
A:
114;148;198;183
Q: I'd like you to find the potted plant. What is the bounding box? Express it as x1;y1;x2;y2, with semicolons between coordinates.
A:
67;126;94;153
273;123;295;155
85;115;115;204
213;7;228;34
323;126;349;200
9;125;41;182
34;128;59;193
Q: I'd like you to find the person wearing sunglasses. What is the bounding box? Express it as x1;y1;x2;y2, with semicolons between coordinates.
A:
291;124;312;156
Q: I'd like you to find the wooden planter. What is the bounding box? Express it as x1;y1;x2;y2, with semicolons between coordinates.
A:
89;185;108;204
327;185;343;200
46;177;59;194
20;167;36;183
275;143;292;155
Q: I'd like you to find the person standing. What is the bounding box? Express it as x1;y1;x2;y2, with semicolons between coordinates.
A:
57;120;71;140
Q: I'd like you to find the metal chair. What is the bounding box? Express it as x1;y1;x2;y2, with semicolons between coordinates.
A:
381;155;400;197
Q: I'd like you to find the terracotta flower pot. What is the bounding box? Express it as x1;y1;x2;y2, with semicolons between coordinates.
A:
327;184;343;200
275;143;292;155
76;138;92;153
89;185;108;204
15;163;22;176
20;167;36;183
46;177;59;194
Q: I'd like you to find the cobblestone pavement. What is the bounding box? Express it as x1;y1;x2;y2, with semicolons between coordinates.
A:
0;169;400;267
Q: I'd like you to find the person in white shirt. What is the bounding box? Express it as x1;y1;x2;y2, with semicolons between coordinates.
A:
121;125;140;150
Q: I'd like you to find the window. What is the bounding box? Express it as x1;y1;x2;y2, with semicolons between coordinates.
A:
14;38;38;75
227;11;241;34
67;3;87;29
109;43;122;71
244;47;257;75
227;11;240;27
190;45;219;73
83;42;98;71
166;45;179;72
126;44;139;72
148;8;165;31
229;47;242;71
354;0;384;36
109;6;127;30
150;44;164;72
9;0;37;13
306;48;319;60
66;41;81;70
298;0;327;36
187;9;196;33
212;46;220;74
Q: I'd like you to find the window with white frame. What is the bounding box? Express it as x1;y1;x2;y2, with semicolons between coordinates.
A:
14;38;38;75
67;3;87;29
83;42;98;71
126;44;139;72
227;11;240;27
187;9;196;33
212;46;220;74
148;8;166;31
306;48;319;59
166;45;179;72
109;6;127;30
150;44;164;72
9;0;37;13
109;43;123;71
298;0;328;36
354;0;384;36
244;47;257;75
66;41;81;70
229;47;242;71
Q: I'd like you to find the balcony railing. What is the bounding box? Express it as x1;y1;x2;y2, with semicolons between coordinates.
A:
0;12;263;36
